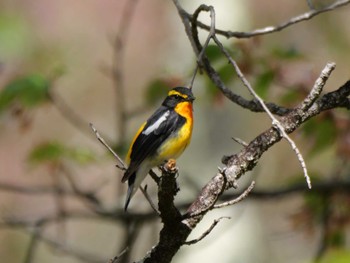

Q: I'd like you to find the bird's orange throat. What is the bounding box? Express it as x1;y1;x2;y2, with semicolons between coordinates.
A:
175;101;193;122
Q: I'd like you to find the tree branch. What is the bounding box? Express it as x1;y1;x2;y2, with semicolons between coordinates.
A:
183;0;350;39
184;217;230;245
184;79;350;231
189;4;216;89
175;0;292;116
131;3;350;262
214;181;255;209
140;161;191;263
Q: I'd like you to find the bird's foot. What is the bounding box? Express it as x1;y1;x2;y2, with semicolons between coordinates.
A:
165;159;177;173
159;159;180;193
159;159;178;173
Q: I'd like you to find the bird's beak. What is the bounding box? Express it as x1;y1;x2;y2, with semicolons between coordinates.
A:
188;95;195;102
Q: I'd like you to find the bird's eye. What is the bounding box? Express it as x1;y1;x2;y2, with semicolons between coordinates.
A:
175;95;182;100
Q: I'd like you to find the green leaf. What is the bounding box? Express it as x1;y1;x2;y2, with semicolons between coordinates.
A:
67;147;96;164
28;141;96;164
204;63;234;101
0;74;49;112
255;70;275;99
205;45;222;62
218;63;233;84
28;142;67;163
145;79;169;106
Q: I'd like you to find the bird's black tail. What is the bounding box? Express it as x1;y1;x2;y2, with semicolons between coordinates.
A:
124;173;136;211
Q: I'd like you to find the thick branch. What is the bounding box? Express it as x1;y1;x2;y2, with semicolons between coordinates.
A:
184;80;350;229
141;163;191;263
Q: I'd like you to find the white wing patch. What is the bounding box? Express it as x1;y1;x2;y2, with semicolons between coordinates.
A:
142;111;170;135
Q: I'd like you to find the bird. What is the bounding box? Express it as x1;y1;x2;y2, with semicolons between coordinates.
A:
122;86;195;211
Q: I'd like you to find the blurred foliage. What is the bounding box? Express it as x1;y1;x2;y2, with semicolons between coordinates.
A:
203;44;237;102
145;78;170;106
280;88;303;105
201;42;306;102
292;188;350;256
271;46;303;60
205;44;223;62
0;74;50;112
0;13;30;59
302;115;337;157
254;69;275;99
113;141;129;158
303;190;328;222
28;141;96;165
317;248;350;263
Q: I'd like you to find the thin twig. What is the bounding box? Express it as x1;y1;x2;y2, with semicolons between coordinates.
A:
90;123;162;213
183;0;350;39
299;62;336;111
173;0;293;117
214;181;255;209
188;3;312;199
231;137;248;147
184;172;227;219
213;35;313;189
109;247;129;263
139;185;160;215
90;123;126;170
184;216;230;245
90;124;162;186
189;5;216;89
48;89;103;140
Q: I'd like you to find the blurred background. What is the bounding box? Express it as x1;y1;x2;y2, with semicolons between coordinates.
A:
0;0;350;262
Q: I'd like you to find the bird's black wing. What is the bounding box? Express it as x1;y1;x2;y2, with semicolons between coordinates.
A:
122;106;185;182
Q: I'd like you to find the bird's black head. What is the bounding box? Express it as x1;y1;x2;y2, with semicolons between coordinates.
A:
162;87;195;108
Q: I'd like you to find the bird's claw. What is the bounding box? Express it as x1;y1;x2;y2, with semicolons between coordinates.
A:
159;159;178;174
165;159;178;172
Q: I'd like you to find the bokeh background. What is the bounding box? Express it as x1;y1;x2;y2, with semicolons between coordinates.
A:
1;0;350;262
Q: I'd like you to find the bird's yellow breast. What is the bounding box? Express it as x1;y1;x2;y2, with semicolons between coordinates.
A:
154;101;193;164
